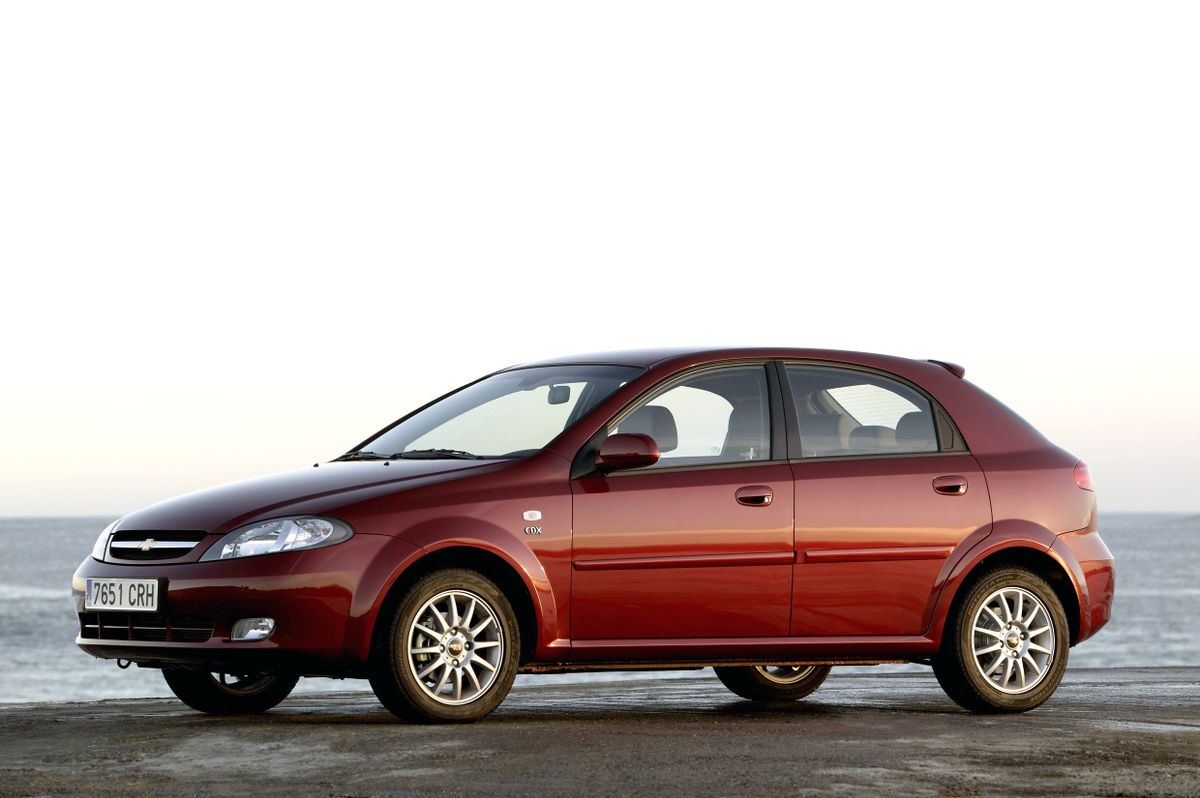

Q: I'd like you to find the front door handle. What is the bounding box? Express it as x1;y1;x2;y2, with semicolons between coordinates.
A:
735;486;774;506
933;475;968;495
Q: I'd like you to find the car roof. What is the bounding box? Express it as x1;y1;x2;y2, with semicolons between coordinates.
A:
512;347;934;371
511;347;706;368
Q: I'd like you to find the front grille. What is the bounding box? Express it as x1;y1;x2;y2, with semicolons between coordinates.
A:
107;530;207;561
79;612;214;643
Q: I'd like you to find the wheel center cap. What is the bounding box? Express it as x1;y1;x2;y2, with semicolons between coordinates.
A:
1006;632;1021;648
446;638;465;657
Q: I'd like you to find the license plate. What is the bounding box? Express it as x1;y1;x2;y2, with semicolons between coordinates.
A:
85;578;160;612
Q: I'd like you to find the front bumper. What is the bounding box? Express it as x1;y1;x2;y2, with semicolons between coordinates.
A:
72;533;417;675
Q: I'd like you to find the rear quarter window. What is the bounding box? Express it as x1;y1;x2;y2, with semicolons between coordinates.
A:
786;365;940;458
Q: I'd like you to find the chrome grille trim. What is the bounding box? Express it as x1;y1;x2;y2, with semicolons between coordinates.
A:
106;531;207;561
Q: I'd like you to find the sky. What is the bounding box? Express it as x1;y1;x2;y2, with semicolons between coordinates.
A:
1;2;1197;515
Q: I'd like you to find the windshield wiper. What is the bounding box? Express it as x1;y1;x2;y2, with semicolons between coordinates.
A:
396;448;483;460
338;448;487;461
335;450;392;461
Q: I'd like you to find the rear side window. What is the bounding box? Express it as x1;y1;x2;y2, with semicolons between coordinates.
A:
785;365;939;458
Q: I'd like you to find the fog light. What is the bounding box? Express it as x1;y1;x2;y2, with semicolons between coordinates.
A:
230;617;275;642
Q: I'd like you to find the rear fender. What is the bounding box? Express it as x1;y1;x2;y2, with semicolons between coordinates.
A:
1048;524;1114;643
926;519;1063;644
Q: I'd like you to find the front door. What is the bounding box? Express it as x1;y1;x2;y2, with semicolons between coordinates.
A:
570;363;795;642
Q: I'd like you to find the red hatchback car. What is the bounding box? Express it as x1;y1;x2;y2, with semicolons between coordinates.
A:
74;348;1114;722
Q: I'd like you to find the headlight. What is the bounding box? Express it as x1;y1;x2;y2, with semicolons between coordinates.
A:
91;521;118;561
200;516;353;561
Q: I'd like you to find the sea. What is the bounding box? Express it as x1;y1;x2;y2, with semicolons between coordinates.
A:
0;513;1194;705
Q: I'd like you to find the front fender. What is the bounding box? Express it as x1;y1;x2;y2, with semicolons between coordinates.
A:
349;516;567;664
343;535;426;666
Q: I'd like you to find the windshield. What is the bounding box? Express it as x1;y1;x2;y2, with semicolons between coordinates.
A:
348;365;643;460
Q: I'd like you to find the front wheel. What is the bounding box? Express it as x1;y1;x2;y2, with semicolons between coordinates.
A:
715;664;832;701
369;568;520;723
933;566;1070;713
162;668;299;715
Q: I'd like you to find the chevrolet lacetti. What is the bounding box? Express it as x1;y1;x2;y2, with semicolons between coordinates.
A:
74;348;1115;722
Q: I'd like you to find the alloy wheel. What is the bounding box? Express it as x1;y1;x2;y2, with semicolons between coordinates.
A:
754;665;818;685
969;586;1056;695
405;589;505;705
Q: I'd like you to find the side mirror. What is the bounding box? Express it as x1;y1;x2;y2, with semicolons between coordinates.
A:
595;433;660;472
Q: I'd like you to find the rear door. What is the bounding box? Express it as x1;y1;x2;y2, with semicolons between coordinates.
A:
782;363;992;636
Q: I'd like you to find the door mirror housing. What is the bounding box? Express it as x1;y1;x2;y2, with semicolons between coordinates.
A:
595;433;660;472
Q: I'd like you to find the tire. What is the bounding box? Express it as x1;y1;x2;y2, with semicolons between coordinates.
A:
162;668;299;715
715;664;832;702
933;566;1070;713
369;568;520;723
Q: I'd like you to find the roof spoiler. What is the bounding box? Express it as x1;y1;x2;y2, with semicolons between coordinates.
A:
927;359;966;379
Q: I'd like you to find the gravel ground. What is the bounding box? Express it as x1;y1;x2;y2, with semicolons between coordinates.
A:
0;666;1196;797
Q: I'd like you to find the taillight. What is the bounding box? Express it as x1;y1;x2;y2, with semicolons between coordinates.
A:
1074;462;1094;491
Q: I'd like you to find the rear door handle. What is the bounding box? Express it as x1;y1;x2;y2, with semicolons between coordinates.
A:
933;475;968;495
735;486;773;506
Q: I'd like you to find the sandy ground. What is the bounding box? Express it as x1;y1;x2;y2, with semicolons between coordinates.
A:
0;666;1196;797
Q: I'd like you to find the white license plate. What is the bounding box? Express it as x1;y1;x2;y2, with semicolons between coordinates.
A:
85;578;159;612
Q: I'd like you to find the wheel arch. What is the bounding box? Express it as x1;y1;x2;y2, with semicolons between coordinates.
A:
938;545;1082;646
368;545;541;665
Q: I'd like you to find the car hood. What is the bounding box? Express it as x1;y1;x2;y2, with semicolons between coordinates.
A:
112;459;500;534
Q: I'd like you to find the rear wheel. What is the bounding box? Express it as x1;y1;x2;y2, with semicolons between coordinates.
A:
369;568;520;723
933;566;1069;713
162;668;299;715
715;664;832;701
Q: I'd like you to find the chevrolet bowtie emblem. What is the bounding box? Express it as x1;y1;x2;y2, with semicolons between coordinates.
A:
138;538;157;552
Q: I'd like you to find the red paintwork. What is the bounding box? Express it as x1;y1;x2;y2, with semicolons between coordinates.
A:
595;433;660;470
570;462;794;640
1050;522;1115;643
74;347;1114;675
789;453;991;636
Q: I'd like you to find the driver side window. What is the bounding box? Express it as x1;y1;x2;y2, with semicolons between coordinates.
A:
612;365;771;468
